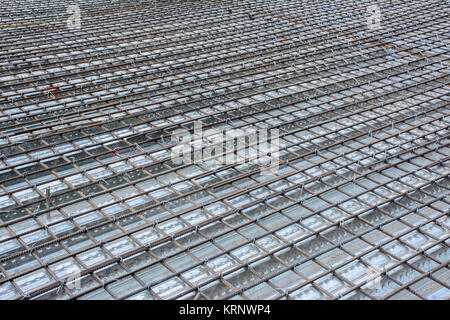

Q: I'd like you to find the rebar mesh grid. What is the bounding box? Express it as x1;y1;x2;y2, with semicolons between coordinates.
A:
0;0;449;300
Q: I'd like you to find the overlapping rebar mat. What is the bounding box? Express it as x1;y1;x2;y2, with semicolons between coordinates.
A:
0;0;449;300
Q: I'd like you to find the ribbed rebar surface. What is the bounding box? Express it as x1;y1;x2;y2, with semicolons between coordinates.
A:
0;0;449;300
